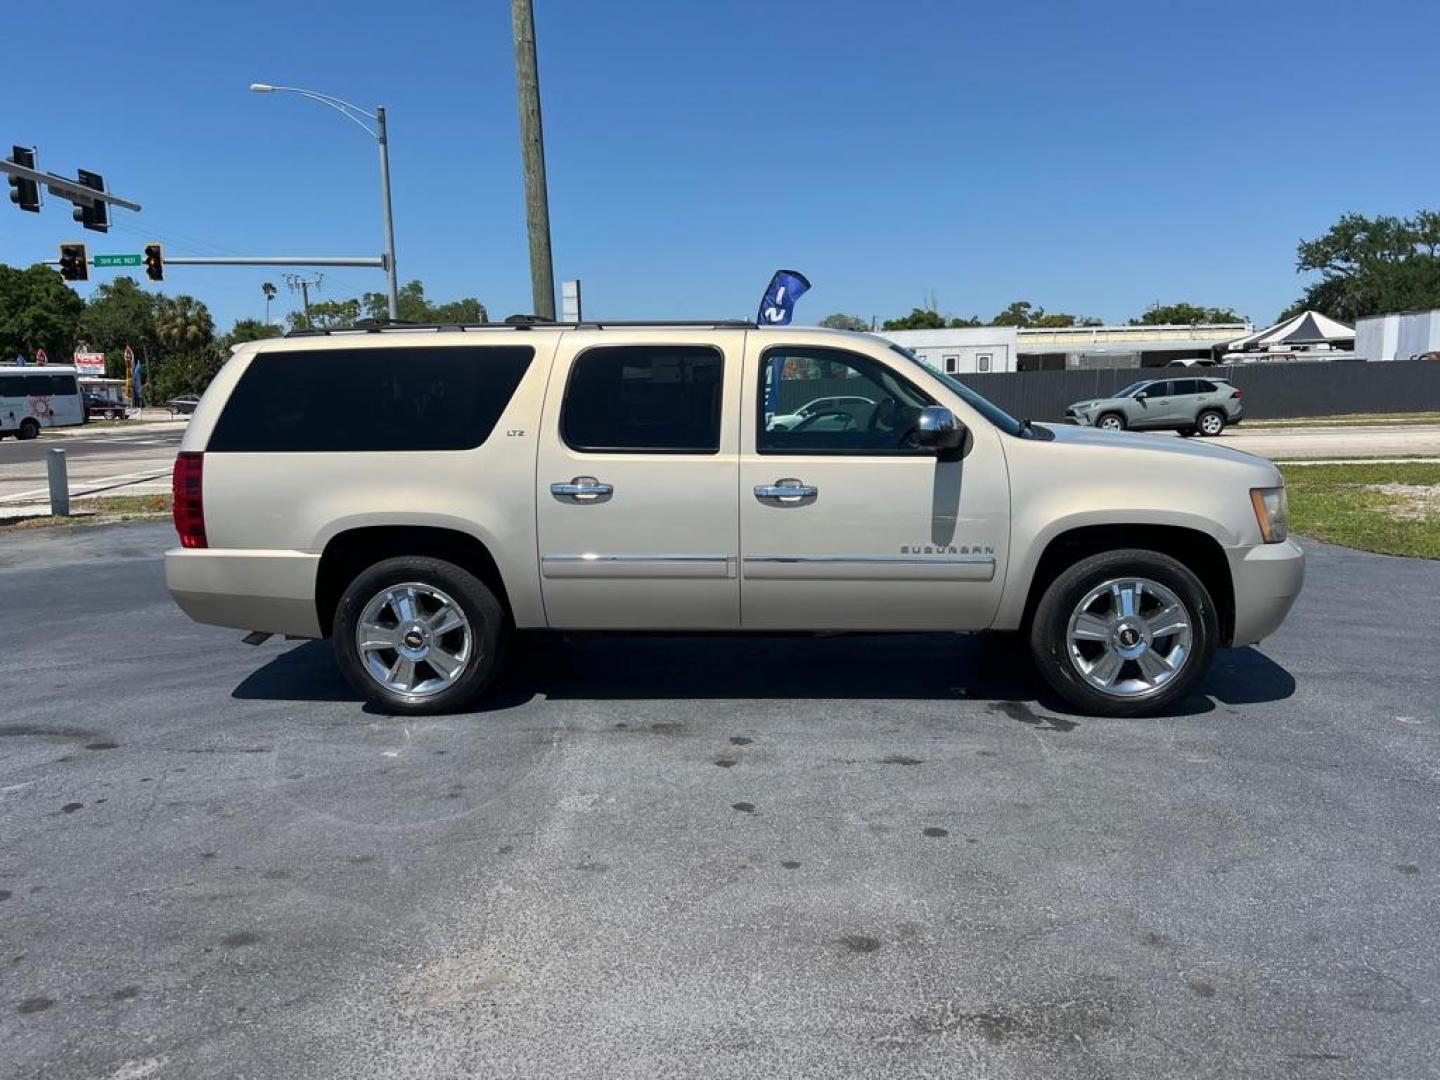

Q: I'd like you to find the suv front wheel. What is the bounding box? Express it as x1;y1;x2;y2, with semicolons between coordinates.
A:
333;556;507;715
1028;549;1218;717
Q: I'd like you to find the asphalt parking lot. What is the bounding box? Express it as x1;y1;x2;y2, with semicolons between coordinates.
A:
3;523;1438;1079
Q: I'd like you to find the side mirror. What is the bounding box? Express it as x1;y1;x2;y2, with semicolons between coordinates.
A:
1135;392;1148;401
916;405;965;452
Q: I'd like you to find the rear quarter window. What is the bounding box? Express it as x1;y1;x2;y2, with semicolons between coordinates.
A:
207;345;534;452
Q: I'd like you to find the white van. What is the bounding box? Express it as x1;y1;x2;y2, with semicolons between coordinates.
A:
0;365;85;439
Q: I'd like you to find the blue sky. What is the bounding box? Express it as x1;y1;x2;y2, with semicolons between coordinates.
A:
6;0;1439;333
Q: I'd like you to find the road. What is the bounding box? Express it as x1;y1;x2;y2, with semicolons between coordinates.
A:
1216;422;1440;461
0;429;183;506
2;522;1437;1079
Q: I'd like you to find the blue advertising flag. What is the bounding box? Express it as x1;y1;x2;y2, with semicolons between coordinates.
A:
756;269;811;327
132;360;143;407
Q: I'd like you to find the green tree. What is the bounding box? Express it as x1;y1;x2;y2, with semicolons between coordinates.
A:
1283;210;1440;322
77;276;160;378
819;313;870;331
0;263;84;362
948;315;984;328
1129;302;1246;326
154;295;215;351
222;318;282;349
359;280;487;324
990;300;1099;328
291;297;361;331
882;307;947;330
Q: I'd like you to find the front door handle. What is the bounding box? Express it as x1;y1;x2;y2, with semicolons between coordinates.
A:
754;478;818;504
551;476;613;501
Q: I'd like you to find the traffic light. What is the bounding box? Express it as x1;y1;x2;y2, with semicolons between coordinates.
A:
144;243;164;281
72;169;109;232
58;243;88;282
7;146;39;212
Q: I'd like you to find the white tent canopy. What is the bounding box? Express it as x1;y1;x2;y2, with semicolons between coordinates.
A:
1226;310;1354;352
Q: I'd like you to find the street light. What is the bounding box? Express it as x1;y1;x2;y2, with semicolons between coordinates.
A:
249;82;400;321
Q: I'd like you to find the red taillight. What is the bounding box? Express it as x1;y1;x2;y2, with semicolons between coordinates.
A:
172;451;207;549
1231;389;1243;399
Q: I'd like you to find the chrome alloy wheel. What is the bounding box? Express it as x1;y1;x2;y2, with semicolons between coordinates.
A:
1098;415;1124;431
1199;411;1224;435
1065;577;1192;699
355;582;473;697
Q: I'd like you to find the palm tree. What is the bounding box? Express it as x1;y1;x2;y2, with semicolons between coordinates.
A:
262;281;277;325
154;295;216;352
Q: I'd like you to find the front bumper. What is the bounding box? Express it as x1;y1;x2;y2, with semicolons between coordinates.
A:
1065;409;1092;426
1225;538;1304;645
165;548;323;638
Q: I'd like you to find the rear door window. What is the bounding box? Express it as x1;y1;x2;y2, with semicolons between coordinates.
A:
51;375;78;395
207;345;535;452
23;375;55;395
561;344;723;454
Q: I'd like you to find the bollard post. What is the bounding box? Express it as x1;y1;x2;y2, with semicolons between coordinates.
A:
47;448;69;517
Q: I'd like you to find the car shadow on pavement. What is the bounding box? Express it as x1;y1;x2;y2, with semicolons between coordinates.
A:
231;633;1295;721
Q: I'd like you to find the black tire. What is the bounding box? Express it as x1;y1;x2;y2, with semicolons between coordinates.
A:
1196;409;1226;437
1096;412;1126;432
1027;548;1218;718
1177;426;1196;438
332;556;507;716
17;419;39;440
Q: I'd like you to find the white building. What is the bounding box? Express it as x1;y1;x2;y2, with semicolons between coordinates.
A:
876;322;1251;373
1355;310;1440;362
879;327;1019;374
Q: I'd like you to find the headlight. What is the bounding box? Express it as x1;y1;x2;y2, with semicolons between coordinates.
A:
1250;486;1288;543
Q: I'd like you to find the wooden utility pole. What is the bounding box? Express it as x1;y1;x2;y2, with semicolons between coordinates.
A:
511;0;556;320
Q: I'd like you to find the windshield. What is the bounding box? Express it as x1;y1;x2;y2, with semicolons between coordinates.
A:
1114;381;1150;397
887;344;1028;437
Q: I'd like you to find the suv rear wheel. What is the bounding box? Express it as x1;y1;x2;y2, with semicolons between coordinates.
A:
333;556;507;715
1196;409;1226;436
1027;549;1217;717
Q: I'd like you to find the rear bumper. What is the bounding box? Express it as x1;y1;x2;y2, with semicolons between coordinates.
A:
1226;539;1304;645
165;548;323;638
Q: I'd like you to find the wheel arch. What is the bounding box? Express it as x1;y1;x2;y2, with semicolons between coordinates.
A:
315;525;513;638
1016;523;1236;646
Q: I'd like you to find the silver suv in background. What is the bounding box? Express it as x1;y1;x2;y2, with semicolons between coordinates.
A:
1067;377;1244;436
166;324;1302;719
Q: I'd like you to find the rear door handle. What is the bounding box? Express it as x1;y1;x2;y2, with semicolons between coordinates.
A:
754;478;817;504
551;476;613;501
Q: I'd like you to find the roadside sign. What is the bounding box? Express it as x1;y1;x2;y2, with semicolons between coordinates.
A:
74;351;106;376
34;347;48;365
93;253;143;267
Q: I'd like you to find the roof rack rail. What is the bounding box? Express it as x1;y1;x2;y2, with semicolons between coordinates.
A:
283;319;758;338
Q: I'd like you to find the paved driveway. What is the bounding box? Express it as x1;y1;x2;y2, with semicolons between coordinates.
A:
2;524;1437;1079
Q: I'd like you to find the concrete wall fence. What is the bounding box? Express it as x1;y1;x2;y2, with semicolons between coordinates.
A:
772;362;1439;423
960;362;1440;422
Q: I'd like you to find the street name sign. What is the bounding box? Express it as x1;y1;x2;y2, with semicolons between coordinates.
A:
93;253;142;267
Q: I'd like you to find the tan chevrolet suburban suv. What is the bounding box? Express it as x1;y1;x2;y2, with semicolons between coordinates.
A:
165;322;1304;718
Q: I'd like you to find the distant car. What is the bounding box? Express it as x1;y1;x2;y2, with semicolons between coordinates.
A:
167;397;201;416
1164;358;1218;368
83;393;130;421
1412;351;1440;362
766;395;876;432
1066;377;1244;437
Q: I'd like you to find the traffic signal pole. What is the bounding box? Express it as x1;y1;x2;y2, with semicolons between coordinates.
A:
376;106;400;322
